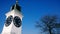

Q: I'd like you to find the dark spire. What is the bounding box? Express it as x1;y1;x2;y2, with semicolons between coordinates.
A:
11;0;21;11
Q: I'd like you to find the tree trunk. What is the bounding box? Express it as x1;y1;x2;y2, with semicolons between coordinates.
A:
49;29;52;34
48;26;52;34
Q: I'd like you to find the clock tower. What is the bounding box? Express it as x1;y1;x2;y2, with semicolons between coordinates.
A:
2;0;23;34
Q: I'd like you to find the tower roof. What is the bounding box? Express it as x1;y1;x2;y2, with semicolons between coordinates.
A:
11;0;21;11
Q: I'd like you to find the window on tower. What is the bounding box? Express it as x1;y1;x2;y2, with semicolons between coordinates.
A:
13;16;21;28
5;15;13;27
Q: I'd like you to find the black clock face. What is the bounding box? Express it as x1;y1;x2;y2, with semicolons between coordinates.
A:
5;15;13;27
13;16;21;27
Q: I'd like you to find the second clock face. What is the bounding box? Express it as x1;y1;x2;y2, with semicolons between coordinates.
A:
13;16;21;28
5;15;13;27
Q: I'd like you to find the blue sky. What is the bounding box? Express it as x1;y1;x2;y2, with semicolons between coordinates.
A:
0;0;60;34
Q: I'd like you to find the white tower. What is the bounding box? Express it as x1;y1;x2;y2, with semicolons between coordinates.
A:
2;0;23;34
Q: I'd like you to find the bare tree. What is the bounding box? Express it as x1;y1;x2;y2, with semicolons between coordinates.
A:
36;15;60;34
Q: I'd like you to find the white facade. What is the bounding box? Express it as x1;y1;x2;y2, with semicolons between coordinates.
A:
2;9;23;34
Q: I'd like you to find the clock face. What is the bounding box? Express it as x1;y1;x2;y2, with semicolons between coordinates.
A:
5;15;13;27
13;16;21;27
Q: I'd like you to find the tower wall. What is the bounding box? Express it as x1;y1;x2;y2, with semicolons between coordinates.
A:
2;9;23;34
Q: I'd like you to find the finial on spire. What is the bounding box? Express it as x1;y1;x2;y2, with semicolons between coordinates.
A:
16;0;18;4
